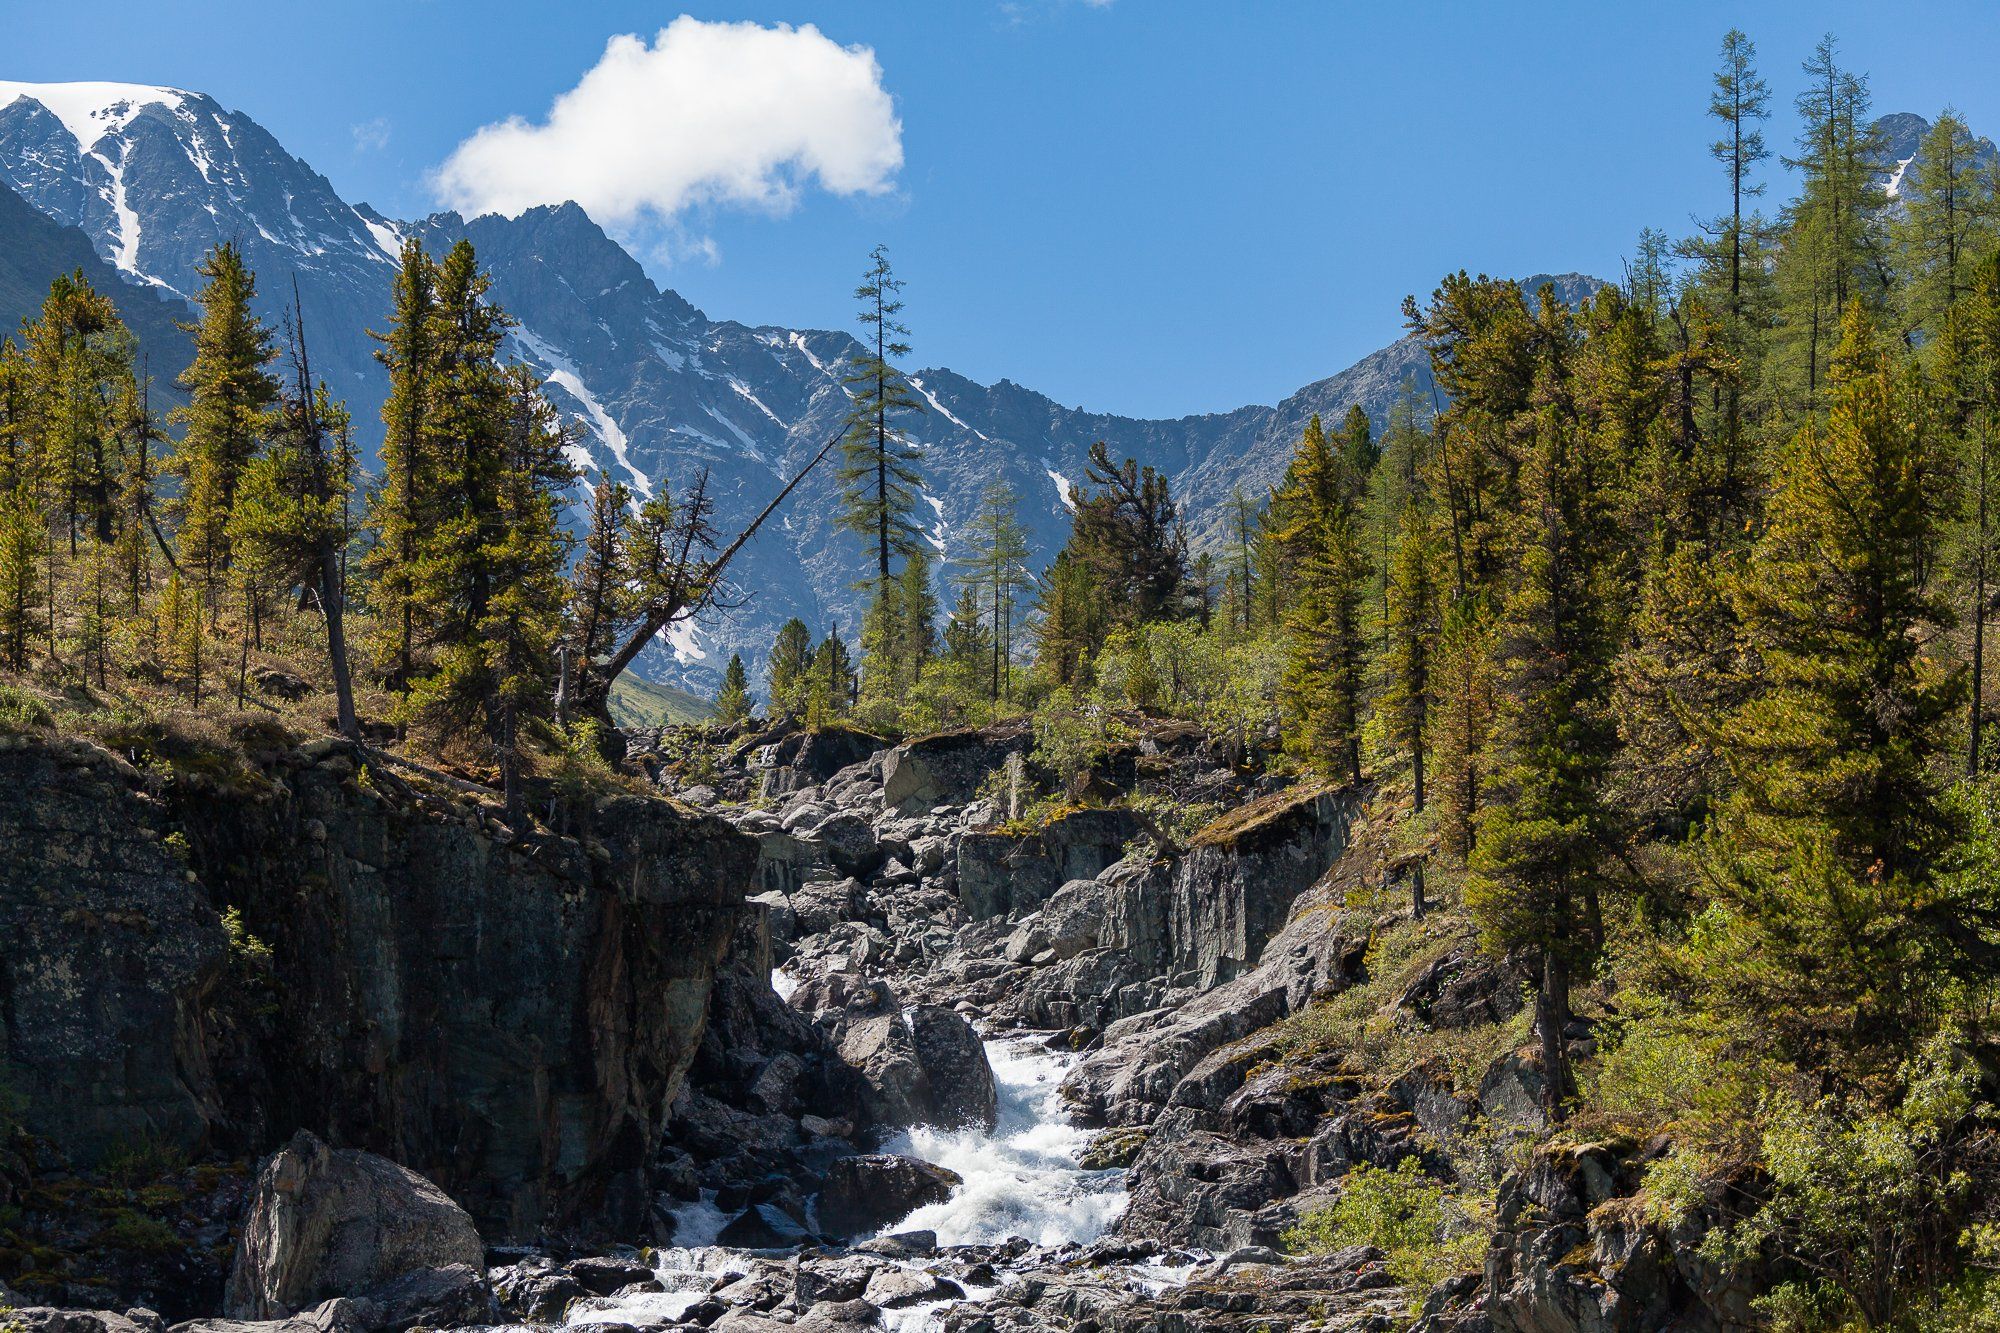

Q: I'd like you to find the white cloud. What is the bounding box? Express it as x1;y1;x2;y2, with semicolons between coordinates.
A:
433;16;903;233
351;116;391;152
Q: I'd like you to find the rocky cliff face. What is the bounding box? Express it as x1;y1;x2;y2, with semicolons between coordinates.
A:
0;732;754;1243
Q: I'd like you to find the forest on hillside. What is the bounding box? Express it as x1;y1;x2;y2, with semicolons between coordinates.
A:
6;26;2000;1329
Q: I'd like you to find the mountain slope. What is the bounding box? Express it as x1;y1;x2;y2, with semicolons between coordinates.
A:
0;175;192;387
0;79;1595;689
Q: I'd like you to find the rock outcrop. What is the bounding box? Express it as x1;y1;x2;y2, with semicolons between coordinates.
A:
223;1131;483;1320
0;734;756;1243
815;1155;961;1237
0;736;228;1163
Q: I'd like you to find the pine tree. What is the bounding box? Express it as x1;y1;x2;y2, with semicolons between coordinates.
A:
230;302;359;731
809;628;857;723
0;489;40;670
768;617;814;718
1700;29;1771;323
1707;304;1975;1067
478;366;576;818
1465;382;1621;1123
1774;36;1887;406
364;238;440;692
715;652;752;724
170;244;278;599
956;483;1033;702
1275;415;1368;781
1893;109;1992;341
1380;499;1441;810
836;244;925;584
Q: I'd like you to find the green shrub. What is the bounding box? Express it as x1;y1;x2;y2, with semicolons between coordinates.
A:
1284;1158;1488;1312
0;684;52;733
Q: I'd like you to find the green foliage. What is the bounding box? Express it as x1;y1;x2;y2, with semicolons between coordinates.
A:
1283;1158;1488;1310
714;652;752;724
1688;1032;1988;1330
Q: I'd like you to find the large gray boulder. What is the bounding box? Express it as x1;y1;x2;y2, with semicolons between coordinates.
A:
224;1131;485;1321
817;1154;961;1237
836;1005;998;1131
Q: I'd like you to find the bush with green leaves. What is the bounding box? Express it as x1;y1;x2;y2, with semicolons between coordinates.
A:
1659;1031;1990;1332
1283;1157;1488;1311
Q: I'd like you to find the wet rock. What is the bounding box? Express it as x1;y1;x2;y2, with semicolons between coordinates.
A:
354;1263;496;1331
567;1256;656;1297
168;1299;371;1333
716;1202;815;1249
1078;1128;1150;1171
850;1230;937;1258
864;1268;961;1308
837;1005;998;1131
817;1154;962;1237
489;1258;586;1321
224;1131;485;1320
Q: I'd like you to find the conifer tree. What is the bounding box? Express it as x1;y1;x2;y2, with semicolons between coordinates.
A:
836;244;925;583
956;483;1033;702
1893;109;1992;341
1701;29;1770;322
809;628;857;722
364;239;440;692
1380;499;1441;811
1275;415;1368;781
768;617;814;718
1708;305;1978;1067
171;244;278;598
1775;36;1887;405
715;652;752;724
569;475;633;666
0;490;39;670
1465;379;1621;1123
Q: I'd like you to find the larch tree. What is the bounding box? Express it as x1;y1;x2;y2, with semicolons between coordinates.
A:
1707;305;1981;1070
1465;362;1622;1124
715;652;752;724
836;244;926;586
956;483;1033;703
171;244;278;601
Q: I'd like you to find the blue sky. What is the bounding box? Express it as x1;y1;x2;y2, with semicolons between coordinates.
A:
9;1;2000;417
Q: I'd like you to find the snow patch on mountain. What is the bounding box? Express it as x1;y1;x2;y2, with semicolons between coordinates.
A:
91;144;144;275
1885;155;1916;198
1045;465;1077;512
0;81;187;151
513;326;651;497
666;619;708;664
362;216;403;264
909;375;970;431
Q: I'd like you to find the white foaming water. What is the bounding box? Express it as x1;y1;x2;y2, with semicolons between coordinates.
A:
875;1035;1127;1246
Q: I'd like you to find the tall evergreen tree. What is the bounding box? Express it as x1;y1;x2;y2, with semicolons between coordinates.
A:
1893;109;1992;341
1465;366;1621;1124
715;652;752;724
170;244;278;598
1275;415;1368;780
956;483;1033;702
836;244;925;583
364;238;440;692
1707;305;1979;1067
768;617;814;718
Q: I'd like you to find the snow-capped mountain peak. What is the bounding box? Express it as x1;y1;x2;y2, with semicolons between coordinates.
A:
0;81;190;151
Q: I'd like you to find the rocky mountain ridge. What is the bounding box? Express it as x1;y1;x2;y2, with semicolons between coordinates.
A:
0;80;1603;692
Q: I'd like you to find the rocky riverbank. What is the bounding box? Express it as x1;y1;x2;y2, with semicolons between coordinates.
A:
3;718;1767;1332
